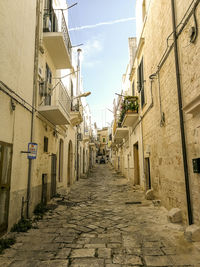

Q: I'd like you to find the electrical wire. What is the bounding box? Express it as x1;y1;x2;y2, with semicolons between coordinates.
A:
190;6;198;43
154;0;200;74
176;0;195;30
0;80;65;134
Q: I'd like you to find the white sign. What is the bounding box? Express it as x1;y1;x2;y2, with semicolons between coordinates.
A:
27;143;38;159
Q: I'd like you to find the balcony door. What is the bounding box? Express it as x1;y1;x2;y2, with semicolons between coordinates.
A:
67;141;73;186
145;157;151;190
44;64;52;106
0;142;12;235
44;0;52;11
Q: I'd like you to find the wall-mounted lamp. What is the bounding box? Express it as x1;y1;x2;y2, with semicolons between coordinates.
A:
74;92;91;99
115;93;126;97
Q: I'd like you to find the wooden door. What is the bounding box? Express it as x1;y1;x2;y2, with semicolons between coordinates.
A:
51;154;57;198
145;157;151;190
0;142;12;235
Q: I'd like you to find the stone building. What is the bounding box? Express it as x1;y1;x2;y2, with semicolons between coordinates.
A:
111;0;200;225
97;127;110;160
0;0;93;235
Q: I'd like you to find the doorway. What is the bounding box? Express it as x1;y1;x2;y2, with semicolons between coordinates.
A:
51;154;57;198
145;157;151;190
67;141;73;186
133;142;140;185
41;174;47;204
83;148;85;174
0;142;12;235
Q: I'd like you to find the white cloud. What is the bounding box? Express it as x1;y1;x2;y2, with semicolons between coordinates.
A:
83;60;101;68
69;17;136;31
81;36;104;67
83;38;103;56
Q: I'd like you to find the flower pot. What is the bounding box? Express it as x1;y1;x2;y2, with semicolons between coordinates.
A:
127;109;137;113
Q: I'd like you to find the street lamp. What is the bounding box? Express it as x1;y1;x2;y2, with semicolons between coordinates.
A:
74;91;91;99
115;93;126;97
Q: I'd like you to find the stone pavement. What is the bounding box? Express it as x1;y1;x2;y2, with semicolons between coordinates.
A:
1;164;200;267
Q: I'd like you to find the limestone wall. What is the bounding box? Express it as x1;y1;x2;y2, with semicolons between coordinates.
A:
135;0;200;223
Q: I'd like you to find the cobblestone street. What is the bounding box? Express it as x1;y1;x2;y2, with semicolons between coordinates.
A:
1;164;200;267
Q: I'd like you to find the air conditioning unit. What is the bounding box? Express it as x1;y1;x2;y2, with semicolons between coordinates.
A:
39;81;53;96
43;15;51;32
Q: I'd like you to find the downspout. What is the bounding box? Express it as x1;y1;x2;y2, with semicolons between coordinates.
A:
76;49;82;181
141;78;154;190
171;0;193;225
26;0;40;218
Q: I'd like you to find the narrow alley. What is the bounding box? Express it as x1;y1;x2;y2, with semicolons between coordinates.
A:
1;164;200;267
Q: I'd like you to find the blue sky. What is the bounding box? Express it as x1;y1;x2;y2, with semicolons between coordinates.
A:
67;0;136;128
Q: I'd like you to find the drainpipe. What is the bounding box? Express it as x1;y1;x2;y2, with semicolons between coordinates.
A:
171;0;193;225
76;49;82;181
26;0;40;218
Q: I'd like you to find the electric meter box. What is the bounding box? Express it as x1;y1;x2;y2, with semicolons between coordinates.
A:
192;158;200;173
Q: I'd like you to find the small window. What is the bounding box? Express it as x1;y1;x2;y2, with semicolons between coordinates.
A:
44;137;48;152
137;58;145;108
142;0;146;21
132;81;135;96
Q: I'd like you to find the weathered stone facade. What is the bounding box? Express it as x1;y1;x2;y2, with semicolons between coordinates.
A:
112;0;200;225
0;0;94;235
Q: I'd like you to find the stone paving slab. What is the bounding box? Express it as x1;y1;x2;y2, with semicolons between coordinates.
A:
70;249;96;258
1;165;200;266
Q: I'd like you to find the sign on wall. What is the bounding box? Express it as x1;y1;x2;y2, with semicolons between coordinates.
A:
27;143;38;159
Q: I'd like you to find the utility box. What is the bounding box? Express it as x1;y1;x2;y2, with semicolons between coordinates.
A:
192;158;200;173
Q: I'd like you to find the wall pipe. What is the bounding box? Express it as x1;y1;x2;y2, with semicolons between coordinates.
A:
26;0;40;218
171;0;193;225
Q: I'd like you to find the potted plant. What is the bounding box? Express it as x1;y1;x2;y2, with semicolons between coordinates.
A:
124;96;139;113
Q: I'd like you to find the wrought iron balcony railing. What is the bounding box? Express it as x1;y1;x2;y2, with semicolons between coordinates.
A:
43;8;72;59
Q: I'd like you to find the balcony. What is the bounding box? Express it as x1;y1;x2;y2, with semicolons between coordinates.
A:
70;102;83;126
120;96;139;127
122;112;139;127
183;93;200;117
114;123;129;142
43;9;72;69
38;81;71;125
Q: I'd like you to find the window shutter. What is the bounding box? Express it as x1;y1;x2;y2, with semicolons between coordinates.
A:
137;67;141;93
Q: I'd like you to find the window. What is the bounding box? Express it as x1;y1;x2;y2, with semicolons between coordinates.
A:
71;81;73;111
137;58;145;108
132;81;135;96
44;64;52;106
46;64;52;84
44;0;52;10
71;81;73;98
44;137;48;152
142;0;146;21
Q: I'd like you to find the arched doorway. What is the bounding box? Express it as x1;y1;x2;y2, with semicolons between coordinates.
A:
67;140;73;186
